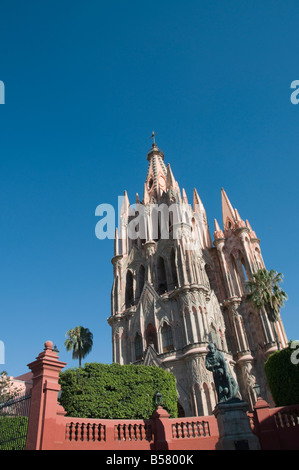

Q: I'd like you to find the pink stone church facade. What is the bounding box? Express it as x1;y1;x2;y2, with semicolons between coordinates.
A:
108;140;288;417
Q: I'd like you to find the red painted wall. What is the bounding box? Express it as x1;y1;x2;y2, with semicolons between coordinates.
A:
25;341;219;451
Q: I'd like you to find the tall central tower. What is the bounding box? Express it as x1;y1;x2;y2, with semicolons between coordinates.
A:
108;139;287;417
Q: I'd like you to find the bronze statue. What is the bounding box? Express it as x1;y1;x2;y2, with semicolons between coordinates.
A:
205;342;240;403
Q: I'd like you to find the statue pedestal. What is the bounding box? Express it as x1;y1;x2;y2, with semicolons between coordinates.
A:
213;400;260;450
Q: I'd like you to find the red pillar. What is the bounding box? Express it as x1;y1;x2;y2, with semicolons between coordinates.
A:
25;341;67;450
151;406;173;450
253;397;281;450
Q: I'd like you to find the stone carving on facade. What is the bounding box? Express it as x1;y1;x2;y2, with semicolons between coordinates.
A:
242;361;256;390
192;356;210;385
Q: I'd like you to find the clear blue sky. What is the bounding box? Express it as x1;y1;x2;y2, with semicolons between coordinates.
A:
0;1;298;376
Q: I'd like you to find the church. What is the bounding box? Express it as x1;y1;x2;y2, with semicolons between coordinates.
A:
107;137;288;417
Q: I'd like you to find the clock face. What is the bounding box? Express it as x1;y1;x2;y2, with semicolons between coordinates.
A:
159;175;166;190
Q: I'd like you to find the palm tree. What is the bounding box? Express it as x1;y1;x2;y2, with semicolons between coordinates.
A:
64;326;93;367
245;268;288;350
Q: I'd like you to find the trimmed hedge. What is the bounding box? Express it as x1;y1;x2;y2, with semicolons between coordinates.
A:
59;362;178;419
264;341;299;406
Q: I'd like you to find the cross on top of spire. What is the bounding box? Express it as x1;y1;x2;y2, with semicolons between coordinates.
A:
151;131;157;146
147;130;164;161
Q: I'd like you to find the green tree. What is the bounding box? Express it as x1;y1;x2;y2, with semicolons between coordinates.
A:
264;341;299;406
64;326;93;367
0;371;23;404
245;268;288;350
59;362;178;419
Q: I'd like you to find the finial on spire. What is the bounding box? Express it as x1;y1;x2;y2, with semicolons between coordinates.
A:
151;131;157;146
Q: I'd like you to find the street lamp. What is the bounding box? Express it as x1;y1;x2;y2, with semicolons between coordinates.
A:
154;391;163;407
253;383;261;398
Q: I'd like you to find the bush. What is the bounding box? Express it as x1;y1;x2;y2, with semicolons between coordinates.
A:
264;341;299;406
59;362;178;419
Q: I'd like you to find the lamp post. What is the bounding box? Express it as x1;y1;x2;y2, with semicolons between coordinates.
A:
253;383;261;399
154;391;163;408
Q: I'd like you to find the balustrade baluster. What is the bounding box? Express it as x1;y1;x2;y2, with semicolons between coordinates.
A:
135;424;140;441
177;423;182;438
140;424;146;440
204;421;210;436
199;421;204;436
91;423;95;441
278;412;284;428
127;424;131;441
289;413;295;427
66;423;72;441
183;422;189;438
140;424;145;440
100;424;106;441
193;421;199;437
114;424;120;441
74;423;79;441
80;423;84;441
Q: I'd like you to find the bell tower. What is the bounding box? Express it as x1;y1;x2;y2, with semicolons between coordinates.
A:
212;188;288;407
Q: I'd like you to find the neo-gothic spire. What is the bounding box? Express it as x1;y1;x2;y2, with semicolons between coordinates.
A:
144;139;168;202
221;188;236;230
166;163;177;190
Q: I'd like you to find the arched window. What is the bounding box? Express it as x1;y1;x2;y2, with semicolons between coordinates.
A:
177;401;185;418
157;256;167;294
161;323;174;353
191;217;196;233
151;207;162;241
241;257;249;281
145;323;158;350
230;255;242;295
138;265;145;298
125;270;134;308
135;333;143;361
170;248;178;288
169;211;173;230
113;275;119;312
